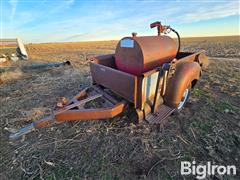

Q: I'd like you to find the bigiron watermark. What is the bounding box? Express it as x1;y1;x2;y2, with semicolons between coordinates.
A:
181;161;237;179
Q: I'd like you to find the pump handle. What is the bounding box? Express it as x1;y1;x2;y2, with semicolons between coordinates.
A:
150;21;167;36
150;21;181;54
150;21;161;28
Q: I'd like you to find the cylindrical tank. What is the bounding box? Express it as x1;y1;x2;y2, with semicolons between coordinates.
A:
115;36;177;75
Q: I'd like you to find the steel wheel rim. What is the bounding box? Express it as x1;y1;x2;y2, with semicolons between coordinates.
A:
177;88;189;110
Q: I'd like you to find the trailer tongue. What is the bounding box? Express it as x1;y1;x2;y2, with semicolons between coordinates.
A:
10;21;208;140
10;86;127;140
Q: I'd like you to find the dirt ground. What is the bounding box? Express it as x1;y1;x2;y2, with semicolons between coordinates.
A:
0;36;239;179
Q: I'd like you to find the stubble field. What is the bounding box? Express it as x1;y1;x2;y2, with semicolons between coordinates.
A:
0;36;239;179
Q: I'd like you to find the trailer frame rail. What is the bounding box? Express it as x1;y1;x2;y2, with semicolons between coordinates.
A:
10;85;127;140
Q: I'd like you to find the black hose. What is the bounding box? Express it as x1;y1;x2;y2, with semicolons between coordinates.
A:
170;27;181;55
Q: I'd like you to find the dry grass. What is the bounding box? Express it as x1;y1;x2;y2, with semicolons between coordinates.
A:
181;36;240;58
0;36;239;179
26;41;117;67
0;70;23;83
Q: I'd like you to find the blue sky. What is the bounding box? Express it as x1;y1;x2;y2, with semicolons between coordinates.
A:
1;0;239;43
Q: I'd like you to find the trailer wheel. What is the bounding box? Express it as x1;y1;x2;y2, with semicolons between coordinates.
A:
175;87;190;113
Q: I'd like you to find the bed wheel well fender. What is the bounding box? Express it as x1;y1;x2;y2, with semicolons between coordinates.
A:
163;62;201;108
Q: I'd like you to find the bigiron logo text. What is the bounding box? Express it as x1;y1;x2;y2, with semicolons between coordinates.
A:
181;161;237;179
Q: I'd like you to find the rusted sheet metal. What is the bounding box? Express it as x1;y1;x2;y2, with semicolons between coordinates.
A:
164;62;201;108
90;51;206;110
91;54;116;68
115;36;177;75
56;102;126;121
175;50;208;67
90;62;137;104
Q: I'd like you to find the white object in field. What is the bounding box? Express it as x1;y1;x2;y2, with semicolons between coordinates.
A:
0;38;28;60
1;54;7;58
11;56;19;62
120;38;134;48
0;57;7;63
17;38;28;60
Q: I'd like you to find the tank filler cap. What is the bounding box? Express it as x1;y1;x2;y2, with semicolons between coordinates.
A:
132;32;137;37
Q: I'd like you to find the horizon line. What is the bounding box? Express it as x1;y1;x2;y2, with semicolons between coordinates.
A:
25;35;240;44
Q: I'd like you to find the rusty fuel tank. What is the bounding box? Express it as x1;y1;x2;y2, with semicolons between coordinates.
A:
115;35;177;75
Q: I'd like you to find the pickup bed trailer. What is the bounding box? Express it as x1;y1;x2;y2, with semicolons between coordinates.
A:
10;21;208;140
